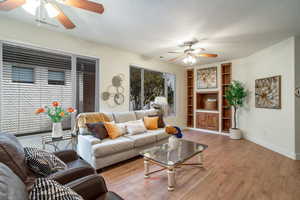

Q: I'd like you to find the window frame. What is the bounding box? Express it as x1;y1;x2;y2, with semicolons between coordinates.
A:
11;65;35;84
48;69;66;85
129;65;176;116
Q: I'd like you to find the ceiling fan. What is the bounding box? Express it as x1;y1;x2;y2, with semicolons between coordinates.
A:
167;39;218;65
0;0;104;29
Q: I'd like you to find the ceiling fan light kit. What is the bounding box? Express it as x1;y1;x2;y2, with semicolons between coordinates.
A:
167;39;218;65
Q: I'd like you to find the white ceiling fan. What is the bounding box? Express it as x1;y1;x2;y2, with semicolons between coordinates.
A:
167;39;218;65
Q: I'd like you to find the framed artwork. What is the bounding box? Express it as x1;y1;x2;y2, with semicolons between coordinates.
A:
197;67;217;89
255;75;281;109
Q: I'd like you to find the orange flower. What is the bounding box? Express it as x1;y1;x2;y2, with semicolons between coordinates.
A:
59;112;65;117
67;107;76;113
35;107;45;114
52;101;60;107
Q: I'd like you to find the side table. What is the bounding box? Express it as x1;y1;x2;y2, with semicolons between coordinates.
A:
42;131;77;151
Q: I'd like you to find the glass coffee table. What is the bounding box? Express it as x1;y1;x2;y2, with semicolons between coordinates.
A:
140;139;208;191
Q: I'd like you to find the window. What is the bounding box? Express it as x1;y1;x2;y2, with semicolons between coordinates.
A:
0;43;99;136
48;70;65;85
129;66;176;115
12;66;34;83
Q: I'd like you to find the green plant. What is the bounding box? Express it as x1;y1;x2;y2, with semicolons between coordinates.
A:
224;81;247;129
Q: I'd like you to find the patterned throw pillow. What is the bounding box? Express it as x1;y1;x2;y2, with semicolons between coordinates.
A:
29;178;83;200
24;147;67;177
126;119;147;135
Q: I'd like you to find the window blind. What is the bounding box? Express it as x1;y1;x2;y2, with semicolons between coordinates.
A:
0;44;73;135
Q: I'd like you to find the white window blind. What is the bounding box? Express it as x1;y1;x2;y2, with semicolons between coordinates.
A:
0;44;72;135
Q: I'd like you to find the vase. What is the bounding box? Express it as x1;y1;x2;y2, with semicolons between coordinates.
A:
168;135;180;150
229;128;243;140
52;122;63;138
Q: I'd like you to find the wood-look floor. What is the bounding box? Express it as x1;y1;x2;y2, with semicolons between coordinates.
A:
101;130;300;200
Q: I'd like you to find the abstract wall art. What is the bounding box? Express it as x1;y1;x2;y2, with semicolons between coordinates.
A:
197;67;217;89
255;75;281;109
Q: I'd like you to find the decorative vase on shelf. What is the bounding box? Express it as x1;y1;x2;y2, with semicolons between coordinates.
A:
52;122;63;138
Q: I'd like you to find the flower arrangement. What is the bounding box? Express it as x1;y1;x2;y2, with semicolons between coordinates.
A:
35;101;76;123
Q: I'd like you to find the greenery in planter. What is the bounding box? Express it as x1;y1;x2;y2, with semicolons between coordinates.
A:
224;81;247;129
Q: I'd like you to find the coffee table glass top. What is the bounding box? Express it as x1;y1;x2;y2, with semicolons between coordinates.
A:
140;139;208;166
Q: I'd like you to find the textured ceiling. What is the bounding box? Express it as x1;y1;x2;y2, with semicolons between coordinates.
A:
0;0;300;66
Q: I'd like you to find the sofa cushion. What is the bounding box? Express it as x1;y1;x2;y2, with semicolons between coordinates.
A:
125;132;157;147
92;137;134;158
134;110;146;120
144;109;158;116
113;112;136;123
102;112;114;122
0;133;28;182
147;129;169;141
0;163;28;200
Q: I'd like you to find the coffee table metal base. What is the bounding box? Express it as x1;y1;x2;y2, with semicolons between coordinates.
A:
143;152;204;191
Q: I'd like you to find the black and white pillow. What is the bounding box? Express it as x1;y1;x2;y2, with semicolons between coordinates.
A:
24;147;67;177
29;178;83;200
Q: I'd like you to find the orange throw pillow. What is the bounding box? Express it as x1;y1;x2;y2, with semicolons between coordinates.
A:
104;122;122;139
144;116;159;130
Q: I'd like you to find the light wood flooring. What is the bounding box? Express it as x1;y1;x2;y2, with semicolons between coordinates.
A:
101;130;300;200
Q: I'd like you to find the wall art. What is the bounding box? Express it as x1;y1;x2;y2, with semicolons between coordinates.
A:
255;75;281;109
197;67;217;89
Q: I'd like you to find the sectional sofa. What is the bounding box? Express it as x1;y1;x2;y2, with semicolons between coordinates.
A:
77;109;170;170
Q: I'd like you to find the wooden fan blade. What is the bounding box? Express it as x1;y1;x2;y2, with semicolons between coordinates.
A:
0;0;25;11
168;51;181;54
167;55;185;63
55;7;76;29
63;0;104;14
197;53;218;58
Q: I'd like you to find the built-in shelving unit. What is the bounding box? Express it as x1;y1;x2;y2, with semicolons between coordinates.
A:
221;63;232;133
187;69;194;127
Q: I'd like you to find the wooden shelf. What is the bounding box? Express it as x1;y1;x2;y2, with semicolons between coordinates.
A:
221;63;232;133
187;69;194;127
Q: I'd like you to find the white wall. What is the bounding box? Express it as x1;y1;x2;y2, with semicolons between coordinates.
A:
295;37;300;157
198;37;297;159
0;18;187;127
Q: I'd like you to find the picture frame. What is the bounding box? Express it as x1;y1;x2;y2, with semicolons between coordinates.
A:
255;75;281;109
197;67;217;89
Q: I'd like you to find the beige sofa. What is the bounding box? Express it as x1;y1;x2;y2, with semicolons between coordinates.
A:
77;110;170;170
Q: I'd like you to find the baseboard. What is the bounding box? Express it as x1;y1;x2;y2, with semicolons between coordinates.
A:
184;127;229;136
243;135;296;160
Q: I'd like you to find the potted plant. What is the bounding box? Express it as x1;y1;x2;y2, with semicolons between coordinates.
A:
224;81;247;139
35;101;76;138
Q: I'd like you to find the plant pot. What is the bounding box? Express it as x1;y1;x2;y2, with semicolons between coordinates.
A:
168;135;180;150
52;122;63;138
229;128;242;140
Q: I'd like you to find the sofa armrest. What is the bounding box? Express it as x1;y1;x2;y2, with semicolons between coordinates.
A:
77;135;100;167
65;174;108;200
53;150;79;163
49;165;95;185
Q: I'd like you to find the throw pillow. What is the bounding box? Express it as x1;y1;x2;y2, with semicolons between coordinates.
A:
126;120;147;135
24;147;67;177
86;122;108;139
144;116;159;130
103;122;123;139
29;178;83;200
115;122;127;135
149;113;165;128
